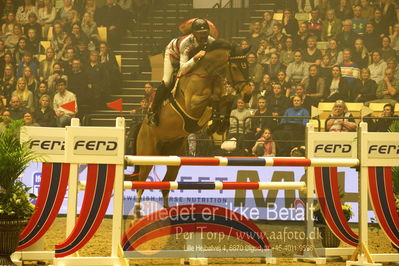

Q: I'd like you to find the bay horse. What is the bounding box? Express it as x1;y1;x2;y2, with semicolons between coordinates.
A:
130;39;252;214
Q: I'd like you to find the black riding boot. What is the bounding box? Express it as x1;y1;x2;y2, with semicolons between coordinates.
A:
148;82;169;126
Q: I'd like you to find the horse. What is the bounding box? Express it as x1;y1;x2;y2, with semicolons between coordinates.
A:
129;39;253;215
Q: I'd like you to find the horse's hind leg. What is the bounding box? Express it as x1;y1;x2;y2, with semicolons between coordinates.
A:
162;165;181;208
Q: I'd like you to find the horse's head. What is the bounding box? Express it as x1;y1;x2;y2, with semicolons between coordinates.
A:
227;48;253;103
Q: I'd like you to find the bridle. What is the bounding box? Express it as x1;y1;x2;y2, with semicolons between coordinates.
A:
228;55;250;93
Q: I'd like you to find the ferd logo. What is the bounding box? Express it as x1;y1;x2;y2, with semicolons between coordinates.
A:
313;142;353;157
29;137;65;155
368;143;399;158
73;137;118;156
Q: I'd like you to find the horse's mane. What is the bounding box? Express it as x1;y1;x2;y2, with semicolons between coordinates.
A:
205;39;231;53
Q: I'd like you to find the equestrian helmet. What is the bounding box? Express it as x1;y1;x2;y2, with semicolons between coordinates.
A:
192;18;210;32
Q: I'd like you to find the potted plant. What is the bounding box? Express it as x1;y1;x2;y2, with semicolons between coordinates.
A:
0;117;38;265
313;202;354;248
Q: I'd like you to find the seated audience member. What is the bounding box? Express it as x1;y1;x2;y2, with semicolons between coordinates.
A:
64;10;80;33
305;8;323;40
319;55;333;80
368;103;398;132
68;59;91;117
38;0;56;38
295;22;310;50
352;38;369;69
5;24;24;50
325;65;350;101
280;37;295;68
282;9;298;37
326;100;356;132
368;51;387;84
34;94;57;127
360;0;374;20
267;83;290;115
263;53;282;80
56;0;75;24
257;74;273;98
275;71;291;97
81;12;99;44
252;128;276;157
53;78;77;127
286;50;309;85
50;22;67;54
17;51;38;79
16;0;37;25
335;0;353;20
260;11;276;39
371;8;389;37
351;5;367;35
363;23;382;52
2;12;17;37
295;83;313;112
321;9;342;41
303;36;322;65
251;96;278;138
8;95;28;120
39;47;56;81
269;22;287;49
336;20;358;50
390;23;399;56
228;97;252;152
387;57;399;80
0;65;16;103
47;63;68;96
22;66;38;93
24;13;42;39
280;96;310;126
380;37;397;61
373;68;399;104
236;39;251;56
14;37;29;67
12;77;34;112
247;52;263;85
26;28;40;54
23;111;40;126
339;48;360;85
248;21;265;53
302;64;325;102
352;68;377;102
71;23;89;45
34;81;51;110
325;39;340;66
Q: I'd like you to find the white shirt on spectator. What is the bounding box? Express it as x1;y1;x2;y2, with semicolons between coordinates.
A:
53;90;77;116
368;60;387;84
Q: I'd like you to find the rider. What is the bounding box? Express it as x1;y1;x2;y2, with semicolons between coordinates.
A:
148;18;215;126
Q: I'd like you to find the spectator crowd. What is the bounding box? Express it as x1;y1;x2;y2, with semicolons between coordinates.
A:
0;0;128;127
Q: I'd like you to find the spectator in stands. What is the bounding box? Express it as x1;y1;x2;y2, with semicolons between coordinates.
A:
248;22;264;53
352;68;378;102
56;0;75;24
1;0;17;22
81;12;99;44
325;39;340;66
335;0;353;20
53;78;77;127
24;13;42;39
325;65;350;101
8;95;27;120
267;83;290;115
127;97;149;152
16;0;38;26
70;23;89;46
352;38;369;69
252;128;276;157
260;11;276;39
26;28;40;54
305;8;323;39
379;0;396;32
336;20;358;50
50;22;67;54
270;22;287;49
339;48;360;85
371;8;389;37
280;37;295;68
38;0;56;38
84;0;97;16
286;50;309;85
351;5;368;35
99;41;121;91
34;94;57;127
369;51;387;84
295;83;313;112
69;58;90;117
391;23;399;56
85;50;109;107
39;47;56;81
257;38;276;67
380;37;397;61
363;23;382;53
76;40;90;67
22;66;38;93
280;95;310;126
276;71;292;97
23;111;40;126
251;96;277;137
58;46;76;74
2;12;17;37
282;9;299;37
247;52;263;85
0;65;16;104
374;67;398;104
95;0;126;49
303;35;322;65
369;103;398;132
360;0;374;20
257;74;273;98
14;37;29;67
12;77;34;112
387;57;399;79
143;82;155;106
321;9;342;41
34;81;50;109
263;53;282;80
64;10;80;33
47;63;68;95
5;24;24;50
295;22;310;50
326;100;356;132
303;64;325;102
228;96;252;151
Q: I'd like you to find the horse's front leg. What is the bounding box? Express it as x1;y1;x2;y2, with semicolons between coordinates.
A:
161;165;181;208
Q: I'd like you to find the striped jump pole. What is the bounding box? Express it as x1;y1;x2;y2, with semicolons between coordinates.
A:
78;181;307;191
125;156;359;167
